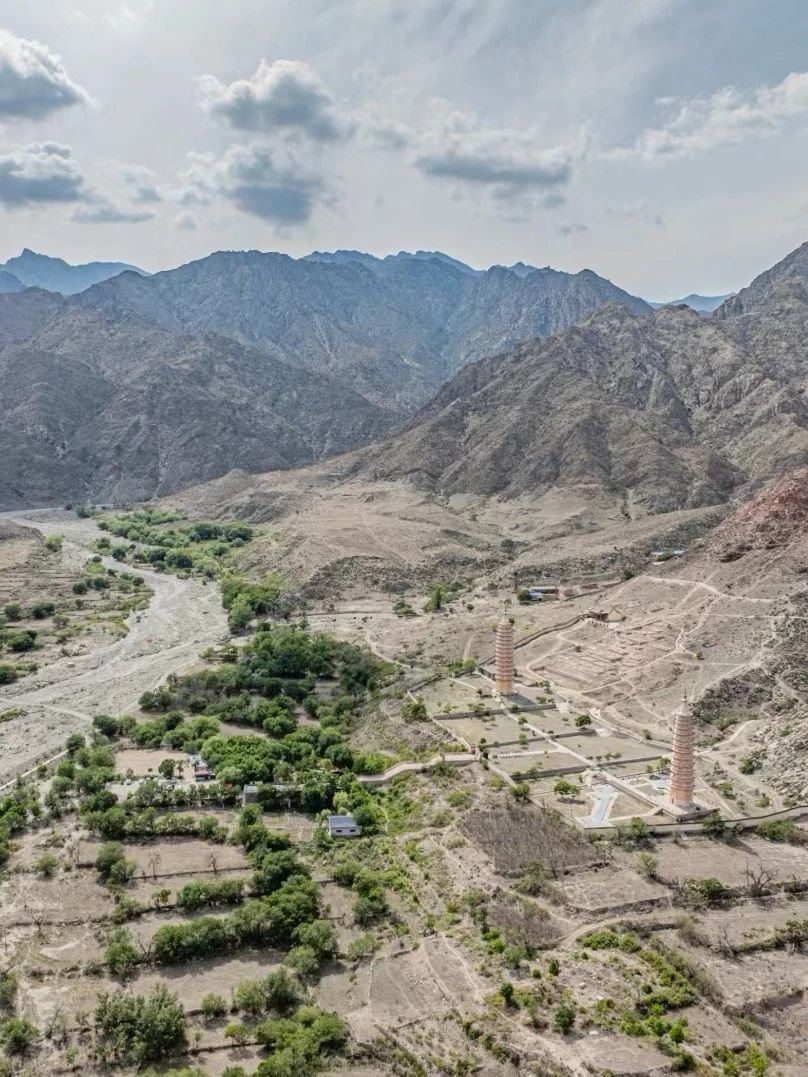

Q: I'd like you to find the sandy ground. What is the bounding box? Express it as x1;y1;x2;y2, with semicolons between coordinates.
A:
0;509;227;786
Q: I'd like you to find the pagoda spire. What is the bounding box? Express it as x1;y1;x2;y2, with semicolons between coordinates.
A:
669;696;695;807
494;617;514;696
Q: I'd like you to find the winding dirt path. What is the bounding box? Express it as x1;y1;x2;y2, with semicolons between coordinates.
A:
0;509;227;785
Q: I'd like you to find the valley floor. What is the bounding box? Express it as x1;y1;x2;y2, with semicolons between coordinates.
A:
0;509;227;787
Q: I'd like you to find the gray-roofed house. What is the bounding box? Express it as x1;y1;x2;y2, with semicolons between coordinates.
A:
326;814;362;838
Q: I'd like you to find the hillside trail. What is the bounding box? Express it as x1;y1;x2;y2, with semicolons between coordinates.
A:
0;508;227;786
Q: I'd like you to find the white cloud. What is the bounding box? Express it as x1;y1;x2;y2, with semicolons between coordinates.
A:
173;211;197;231
121;164;162;204
408;109;580;208
72;195;153;223
198;58;351;141
0;141;156;224
627;70;808;160
104;1;155;35
0;28;91;120
0;142;87;207
179;141;331;227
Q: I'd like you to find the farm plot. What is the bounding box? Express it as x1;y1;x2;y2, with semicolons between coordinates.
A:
76;837;249;877
492;748;584;777
438;712;522;746
654;837;808;889
461;802;600;876
113;747;188;776
560;864;669;912
559;733;657;762
0;870;114;926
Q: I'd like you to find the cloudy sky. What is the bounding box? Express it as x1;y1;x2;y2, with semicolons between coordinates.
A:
2;0;808;297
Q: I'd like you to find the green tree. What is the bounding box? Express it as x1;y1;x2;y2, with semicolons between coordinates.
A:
234;979;267;1017
261;968;302;1015
104;928;140;978
158;758;176;780
293;919;338;962
575;714;592;728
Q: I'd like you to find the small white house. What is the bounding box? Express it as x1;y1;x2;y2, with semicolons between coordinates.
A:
326;814;362;838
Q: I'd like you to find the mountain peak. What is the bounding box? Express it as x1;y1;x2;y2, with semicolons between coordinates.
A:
0;250;148;296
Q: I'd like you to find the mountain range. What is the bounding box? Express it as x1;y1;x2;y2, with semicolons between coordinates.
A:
1;240;806;512
341;241;808;513
79;249;650;411
0;248;650;507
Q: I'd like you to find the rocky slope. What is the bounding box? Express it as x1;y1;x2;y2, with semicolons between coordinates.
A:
341;241;808;512
0;271;23;294
0;249;147;296
0;304;392;507
78;250;650;411
341;309;793;512
677;468;808;800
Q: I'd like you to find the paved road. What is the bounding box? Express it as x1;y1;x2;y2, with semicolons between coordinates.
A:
0;509;227;784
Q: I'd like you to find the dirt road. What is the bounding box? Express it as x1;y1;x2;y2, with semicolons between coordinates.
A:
0;509;227;785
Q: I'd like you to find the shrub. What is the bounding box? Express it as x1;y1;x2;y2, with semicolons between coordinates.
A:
30;601;56;619
1;1017;40;1054
7;630;36;652
554;1002;575;1033
0;665;17;685
200;993;228;1020
34;852;58;878
346;933;377;960
757;819;801;844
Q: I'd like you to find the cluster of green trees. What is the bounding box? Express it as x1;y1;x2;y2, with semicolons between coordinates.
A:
95;842;136;887
140;621;385;714
220;574;299;631
176;878;244;910
252;1005;347;1076
94;984;187;1065
0;784;39;867
151;874;320;964
84;803;228;842
99;511;250;548
331;856;390;925
96;511;254;579
128;710;221;751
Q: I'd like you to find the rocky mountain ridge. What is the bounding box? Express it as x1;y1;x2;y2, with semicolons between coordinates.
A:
77;249;650;411
0;299;392;507
0;249;147;296
339;241;808;512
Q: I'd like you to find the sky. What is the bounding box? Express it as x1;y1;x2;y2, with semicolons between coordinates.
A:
1;0;808;298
